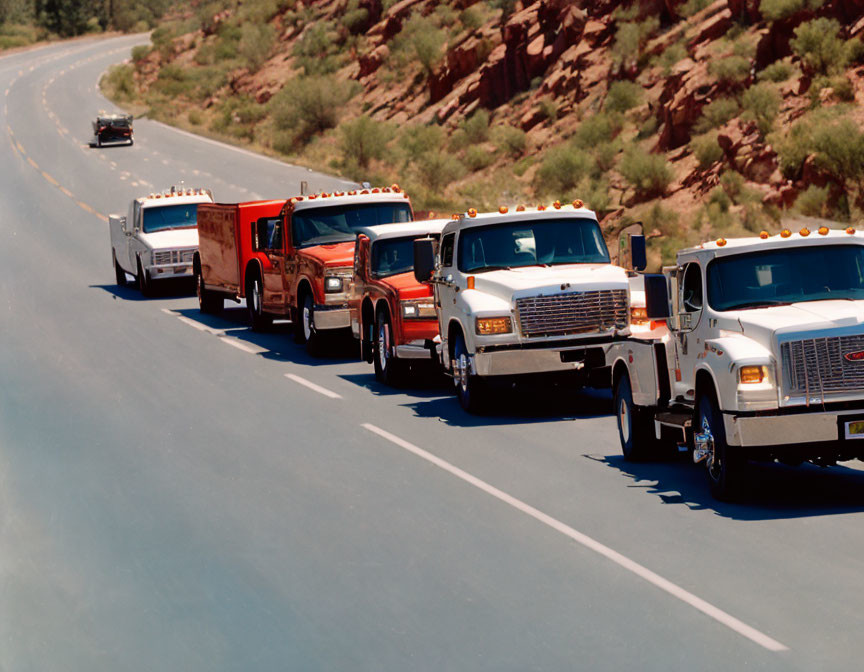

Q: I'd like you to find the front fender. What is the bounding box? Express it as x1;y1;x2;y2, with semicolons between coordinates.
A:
699;335;776;412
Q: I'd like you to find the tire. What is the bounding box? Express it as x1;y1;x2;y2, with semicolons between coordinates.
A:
137;258;152;297
113;251;127;286
373;309;404;386
695;390;746;501
614;373;657;461
246;273;271;331
129;138;134;146
196;268;222;314
452;330;488;413
301;292;323;355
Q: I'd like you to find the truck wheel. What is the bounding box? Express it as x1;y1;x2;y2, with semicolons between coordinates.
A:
614;373;656;461
696;391;746;501
196;269;222;314
246;274;271;331
113;251;127;287
136;258;152;297
452;330;487;413
302;293;323;355
374;310;404;386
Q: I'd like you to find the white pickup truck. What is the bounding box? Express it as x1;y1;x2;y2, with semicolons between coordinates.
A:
414;202;644;412
110;186;214;295
608;224;864;499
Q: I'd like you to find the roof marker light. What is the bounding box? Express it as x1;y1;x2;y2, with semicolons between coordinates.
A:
572;199;584;208
537;204;546;211
499;206;508;214
818;226;829;235
553;200;561;209
467;276;475;290
516;204;526;212
847;227;856;235
371;187;380;193
716;238;727;247
360;189;369;194
451;213;459;220
467;208;478;218
309;194;317;200
799;227;810;237
348;190;357;195
759;231;769;239
335;191;344;197
383;187;391;193
391;183;401;192
780;229;791;238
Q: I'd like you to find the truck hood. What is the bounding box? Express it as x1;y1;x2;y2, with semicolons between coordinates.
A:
734;300;864;347
380;272;433;300
139;228;198;249
473;264;628;303
299;241;355;267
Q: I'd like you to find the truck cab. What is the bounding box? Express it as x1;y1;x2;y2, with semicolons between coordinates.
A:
414;202;640;413
608;224;864;499
350;219;448;385
195;186;413;354
109;186;214;295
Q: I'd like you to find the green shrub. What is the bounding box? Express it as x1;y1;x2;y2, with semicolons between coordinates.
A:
414;150;465;192
188;109;203;125
759;0;824;22
399;124;445;158
758;60;795;82
709;55;751;84
720;170;745;200
535;146;595;194
460;7;483;31
573;112;620;148
613;17;659;65
342;0;369;34
294;21;341;75
271;76;358;141
693;97;739;134
776;111;864;181
102;64;136;100
239;22;275;71
795;184;831;217
690;131;724;168
657;42;687;74
493;125;527;157
604;80;641;113
594;142;619;173
741;82;780;134
708;186;732;212
619;147;672;197
791;18;845;75
339;116;393;169
464;146;495;172
538;98;558;122
392;14;446;74
681;0;712;16
461;109;490;144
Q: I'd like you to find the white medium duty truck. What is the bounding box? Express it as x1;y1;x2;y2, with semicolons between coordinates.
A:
110;186;214;295
414;202;645;412
608;224;864;500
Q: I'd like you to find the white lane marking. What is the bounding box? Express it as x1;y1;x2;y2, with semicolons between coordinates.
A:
177;315;220;335
284;373;342;399
161;309;178;315
219;336;258;354
361;423;789;653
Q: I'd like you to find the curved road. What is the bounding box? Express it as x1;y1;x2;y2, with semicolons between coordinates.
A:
3;35;864;671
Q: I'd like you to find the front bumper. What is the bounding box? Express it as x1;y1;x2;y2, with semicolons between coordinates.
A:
396;339;435;360
147;264;193;279
472;344;606;377
724;408;864;447
314;304;351;330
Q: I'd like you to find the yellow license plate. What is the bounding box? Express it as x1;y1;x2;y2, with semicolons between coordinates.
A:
845;421;864;438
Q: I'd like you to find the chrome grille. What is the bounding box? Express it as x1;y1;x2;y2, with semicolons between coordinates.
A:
180;250;195;263
153;249;195;265
781;334;864;399
153;250;172;265
516;289;628;337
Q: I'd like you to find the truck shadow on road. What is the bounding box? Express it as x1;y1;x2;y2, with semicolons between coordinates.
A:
403;386;614;428
599;454;864;519
91;280;195;300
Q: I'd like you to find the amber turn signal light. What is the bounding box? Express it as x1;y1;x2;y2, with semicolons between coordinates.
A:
476;316;512;335
739;365;766;384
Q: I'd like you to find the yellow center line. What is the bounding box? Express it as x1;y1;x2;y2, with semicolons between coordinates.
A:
41;171;58;186
59;186;74;197
77;201;95;214
16;141;24;154
26;156;38;170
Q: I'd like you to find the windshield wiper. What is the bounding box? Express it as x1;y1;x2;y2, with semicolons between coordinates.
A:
473;265;513;272
725;300;793;310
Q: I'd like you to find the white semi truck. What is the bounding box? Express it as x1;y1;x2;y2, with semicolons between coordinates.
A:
607;225;864;499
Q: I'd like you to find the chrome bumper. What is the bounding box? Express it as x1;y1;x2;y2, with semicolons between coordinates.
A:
148;264;193;278
472;345;603;377
724;410;859;447
314;305;351;330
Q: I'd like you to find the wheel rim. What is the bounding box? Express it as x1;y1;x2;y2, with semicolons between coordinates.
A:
251;280;261;315
619;396;631;445
699;413;722;481
303;299;313;340
377;319;390;371
197;273;204;305
454;353;469;393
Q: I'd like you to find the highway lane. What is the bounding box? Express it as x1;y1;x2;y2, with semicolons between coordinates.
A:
3;35;864;671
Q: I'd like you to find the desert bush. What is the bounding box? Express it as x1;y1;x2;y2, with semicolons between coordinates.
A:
790;18;845;75
573;112;620;149
741;82;780;134
341;0;369;33
460;7;483;31
604;80;641;113
637;115;660;139
681;0;712;16
613;17;659;65
693;97;739;134
392;14;446;74
294;21;341;75
239;22;275;71
188;109;203;125
535;145;595;194
759;0;824;22
795;184;831;217
449;109;490;151
102;64;136;100
339;116;393;169
657;42;687;74
776;111;864;182
758;60;795;82
399;124;445;159
493;125;527;157
131;44;150;62
537;98;558;122
414;150;465;192
709;55;751;84
594;142;619;173
708;186;732;212
271;76;358;141
0;23;39;49
619;147;672;197
690;131;724;168
464;146;495;172
720;170;745;200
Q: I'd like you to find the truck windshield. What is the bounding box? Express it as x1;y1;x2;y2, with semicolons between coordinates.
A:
457;217;610;273
707;244;864;311
142;204;198;233
371;235;438;278
293;202;413;248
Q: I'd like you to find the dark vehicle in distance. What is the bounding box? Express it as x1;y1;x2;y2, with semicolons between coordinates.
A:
92;112;133;147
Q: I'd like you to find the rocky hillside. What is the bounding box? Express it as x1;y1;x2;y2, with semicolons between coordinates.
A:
104;0;864;263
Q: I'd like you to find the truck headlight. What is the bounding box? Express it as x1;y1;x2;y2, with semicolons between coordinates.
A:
476;316;512;335
401;299;436;319
630;306;649;325
739;365;769;384
324;276;343;293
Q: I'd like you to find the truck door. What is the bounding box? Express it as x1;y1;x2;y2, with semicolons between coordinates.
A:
125;200;141;270
258;216;285;309
672;261;705;401
435;232;457;365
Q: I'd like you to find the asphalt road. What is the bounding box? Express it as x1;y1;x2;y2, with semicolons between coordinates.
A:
3;35;864;672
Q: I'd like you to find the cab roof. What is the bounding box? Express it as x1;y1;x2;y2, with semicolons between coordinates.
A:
441;202;598;236
680;226;864;263
287;187;411;214
357;219;448;242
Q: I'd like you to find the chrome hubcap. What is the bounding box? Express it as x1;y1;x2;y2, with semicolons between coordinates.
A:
694;416;715;470
378;321;389;370
251;282;260;314
454;353;469;392
303;302;312;340
619;397;631;444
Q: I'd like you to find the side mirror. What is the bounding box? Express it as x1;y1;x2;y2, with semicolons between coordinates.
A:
644;274;670;319
414;237;436;284
630;234;647;272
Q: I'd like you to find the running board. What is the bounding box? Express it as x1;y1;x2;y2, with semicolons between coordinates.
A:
654;411;690;445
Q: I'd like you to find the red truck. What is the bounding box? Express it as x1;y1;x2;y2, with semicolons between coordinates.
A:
350;219;447;384
194;187;413;353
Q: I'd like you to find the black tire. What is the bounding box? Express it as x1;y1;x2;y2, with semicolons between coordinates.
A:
246;273;271;331
696;390;746;501
614;373;657;461
197;268;222;314
452;330;488;413
129;138;134;146
96;136;101;148
136;258;152;297
301;292;323;355
373;309;404;386
113;250;127;286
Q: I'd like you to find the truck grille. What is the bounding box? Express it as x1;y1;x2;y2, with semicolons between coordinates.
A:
515;289;628;337
153;249;195;265
781;334;864;399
